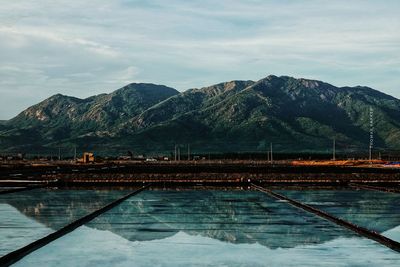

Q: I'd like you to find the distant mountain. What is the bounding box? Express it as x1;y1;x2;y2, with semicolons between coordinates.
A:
1;76;400;155
0;84;178;153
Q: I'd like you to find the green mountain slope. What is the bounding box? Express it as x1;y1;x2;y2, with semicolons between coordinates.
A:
0;84;178;152
1;76;399;155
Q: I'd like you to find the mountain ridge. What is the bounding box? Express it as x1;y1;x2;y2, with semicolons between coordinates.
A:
1;76;399;155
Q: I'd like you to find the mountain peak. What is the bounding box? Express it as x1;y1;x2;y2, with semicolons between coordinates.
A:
112;83;179;97
264;74;279;80
47;93;70;101
2;76;400;154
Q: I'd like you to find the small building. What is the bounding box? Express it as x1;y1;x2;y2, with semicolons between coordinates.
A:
78;152;95;163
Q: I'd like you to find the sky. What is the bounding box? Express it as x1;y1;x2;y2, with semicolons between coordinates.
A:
0;0;399;119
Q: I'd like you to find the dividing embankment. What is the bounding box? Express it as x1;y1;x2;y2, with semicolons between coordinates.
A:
1;162;399;186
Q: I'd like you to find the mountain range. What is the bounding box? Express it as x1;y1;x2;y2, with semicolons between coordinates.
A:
1;75;399;156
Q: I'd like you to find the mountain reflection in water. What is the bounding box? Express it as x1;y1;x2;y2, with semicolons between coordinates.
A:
0;188;130;256
86;190;355;248
2;189;400;250
10;188;400;267
280;189;400;239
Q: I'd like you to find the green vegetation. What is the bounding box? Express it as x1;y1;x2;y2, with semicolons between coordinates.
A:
1;76;399;155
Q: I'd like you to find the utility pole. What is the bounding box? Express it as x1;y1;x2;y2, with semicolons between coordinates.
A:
174;144;177;161
74;146;77;162
58;147;61;161
267;143;270;162
178;147;181;161
333;138;336;161
270;143;273;163
369;143;372;162
187;144;190;161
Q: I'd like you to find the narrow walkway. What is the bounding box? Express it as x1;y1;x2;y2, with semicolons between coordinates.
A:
251;183;400;253
349;183;400;194
0;184;151;266
0;185;46;195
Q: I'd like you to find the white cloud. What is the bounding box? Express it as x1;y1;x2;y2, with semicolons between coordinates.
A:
0;0;399;119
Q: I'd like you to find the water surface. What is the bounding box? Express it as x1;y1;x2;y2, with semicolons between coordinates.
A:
12;189;400;266
280;189;400;241
0;188;129;256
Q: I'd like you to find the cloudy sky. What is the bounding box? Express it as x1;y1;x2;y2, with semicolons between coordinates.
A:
0;0;399;119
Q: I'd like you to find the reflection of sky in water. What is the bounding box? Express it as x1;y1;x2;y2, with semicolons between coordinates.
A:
0;189;129;256
13;226;400;267
85;191;356;248
0;204;53;257
9;190;400;266
279;189;400;242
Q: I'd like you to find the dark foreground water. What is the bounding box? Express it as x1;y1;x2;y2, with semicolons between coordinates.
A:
1;188;400;266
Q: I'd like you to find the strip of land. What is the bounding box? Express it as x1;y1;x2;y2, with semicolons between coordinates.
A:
0;161;399;187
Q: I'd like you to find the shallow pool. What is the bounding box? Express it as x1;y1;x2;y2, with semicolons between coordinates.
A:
9;189;400;266
0;188;129;256
280;189;400;241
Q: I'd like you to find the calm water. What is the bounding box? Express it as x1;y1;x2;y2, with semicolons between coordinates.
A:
0;187;24;193
5;189;400;267
280;189;400;241
0;188;129;256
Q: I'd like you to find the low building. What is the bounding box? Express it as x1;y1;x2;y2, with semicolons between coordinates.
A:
78;152;95;163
